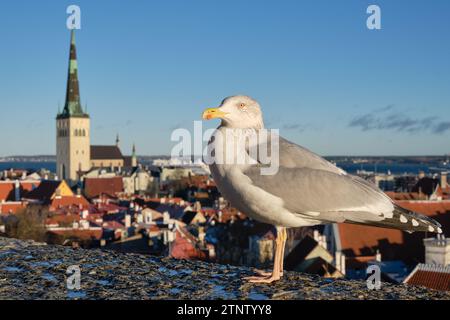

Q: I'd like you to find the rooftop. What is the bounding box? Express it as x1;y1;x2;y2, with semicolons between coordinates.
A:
90;146;123;160
404;264;450;291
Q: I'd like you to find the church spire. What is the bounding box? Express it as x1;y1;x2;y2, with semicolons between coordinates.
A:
58;30;88;118
131;143;138;168
116;134;120;147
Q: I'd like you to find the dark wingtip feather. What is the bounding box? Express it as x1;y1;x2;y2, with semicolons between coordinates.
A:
391;205;442;234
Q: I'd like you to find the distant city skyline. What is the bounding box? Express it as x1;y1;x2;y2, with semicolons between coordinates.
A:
1;0;450;157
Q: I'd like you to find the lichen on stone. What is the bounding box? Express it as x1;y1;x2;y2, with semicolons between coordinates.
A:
0;237;449;300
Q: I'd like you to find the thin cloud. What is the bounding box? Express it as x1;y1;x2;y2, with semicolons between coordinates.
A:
349;105;450;135
374;104;395;113
282;123;308;132
433;121;450;134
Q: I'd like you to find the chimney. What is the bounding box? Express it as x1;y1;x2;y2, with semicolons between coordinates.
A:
163;211;170;224
335;251;346;275
14;180;20;201
144;210;152;224
313;229;320;242
125;214;131;228
423;235;450;266
441;172;448;189
335;251;342;272
375;249;382;262
340;253;346;275
207;244;216;260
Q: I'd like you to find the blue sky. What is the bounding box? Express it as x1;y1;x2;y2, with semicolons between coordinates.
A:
1;0;449;156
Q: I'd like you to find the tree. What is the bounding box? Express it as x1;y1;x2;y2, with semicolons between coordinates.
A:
5;205;49;242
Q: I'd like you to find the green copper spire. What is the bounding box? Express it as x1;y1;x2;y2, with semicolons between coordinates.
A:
58;30;88;119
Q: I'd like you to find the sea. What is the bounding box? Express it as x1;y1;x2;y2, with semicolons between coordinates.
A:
0;161;446;176
337;163;434;175
0;162;56;173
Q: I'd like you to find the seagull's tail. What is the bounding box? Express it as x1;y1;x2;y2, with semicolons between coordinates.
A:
363;204;443;234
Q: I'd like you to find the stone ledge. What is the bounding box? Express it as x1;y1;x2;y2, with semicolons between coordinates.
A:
0;237;449;300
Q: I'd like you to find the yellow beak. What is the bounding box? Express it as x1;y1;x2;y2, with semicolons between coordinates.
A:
202;107;228;120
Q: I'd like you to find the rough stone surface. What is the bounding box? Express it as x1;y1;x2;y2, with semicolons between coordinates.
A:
0;237;449;300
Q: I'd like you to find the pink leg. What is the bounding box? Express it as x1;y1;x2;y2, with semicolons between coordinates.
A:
244;227;287;283
254;228;287;277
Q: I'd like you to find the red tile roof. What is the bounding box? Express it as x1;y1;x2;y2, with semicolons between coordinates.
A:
179;175;217;189
46;214;81;226
49;195;90;211
170;229;206;260
102;220;125;230
0;202;26;214
396;200;450;216
20;181;40;193
90;145;123;160
84;177;123;199
404;264;450;291
345;255;378;269
338;223;404;257
385;192;427;201
0;181;40;202
0;183;14;201
93;202;125;214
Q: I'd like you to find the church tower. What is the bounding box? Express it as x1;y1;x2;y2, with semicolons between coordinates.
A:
56;30;90;181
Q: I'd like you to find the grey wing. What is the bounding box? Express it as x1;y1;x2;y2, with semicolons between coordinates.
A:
243;166;441;233
258;134;346;175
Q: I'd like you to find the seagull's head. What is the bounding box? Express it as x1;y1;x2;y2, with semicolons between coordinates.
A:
202;95;264;129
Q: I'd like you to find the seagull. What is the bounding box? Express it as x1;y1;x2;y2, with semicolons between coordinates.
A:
202;95;443;283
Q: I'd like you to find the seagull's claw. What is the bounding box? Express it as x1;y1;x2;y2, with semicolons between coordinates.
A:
243;275;281;284
253;269;283;277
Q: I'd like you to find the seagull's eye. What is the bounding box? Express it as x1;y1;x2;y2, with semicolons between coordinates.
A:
238;103;246;110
